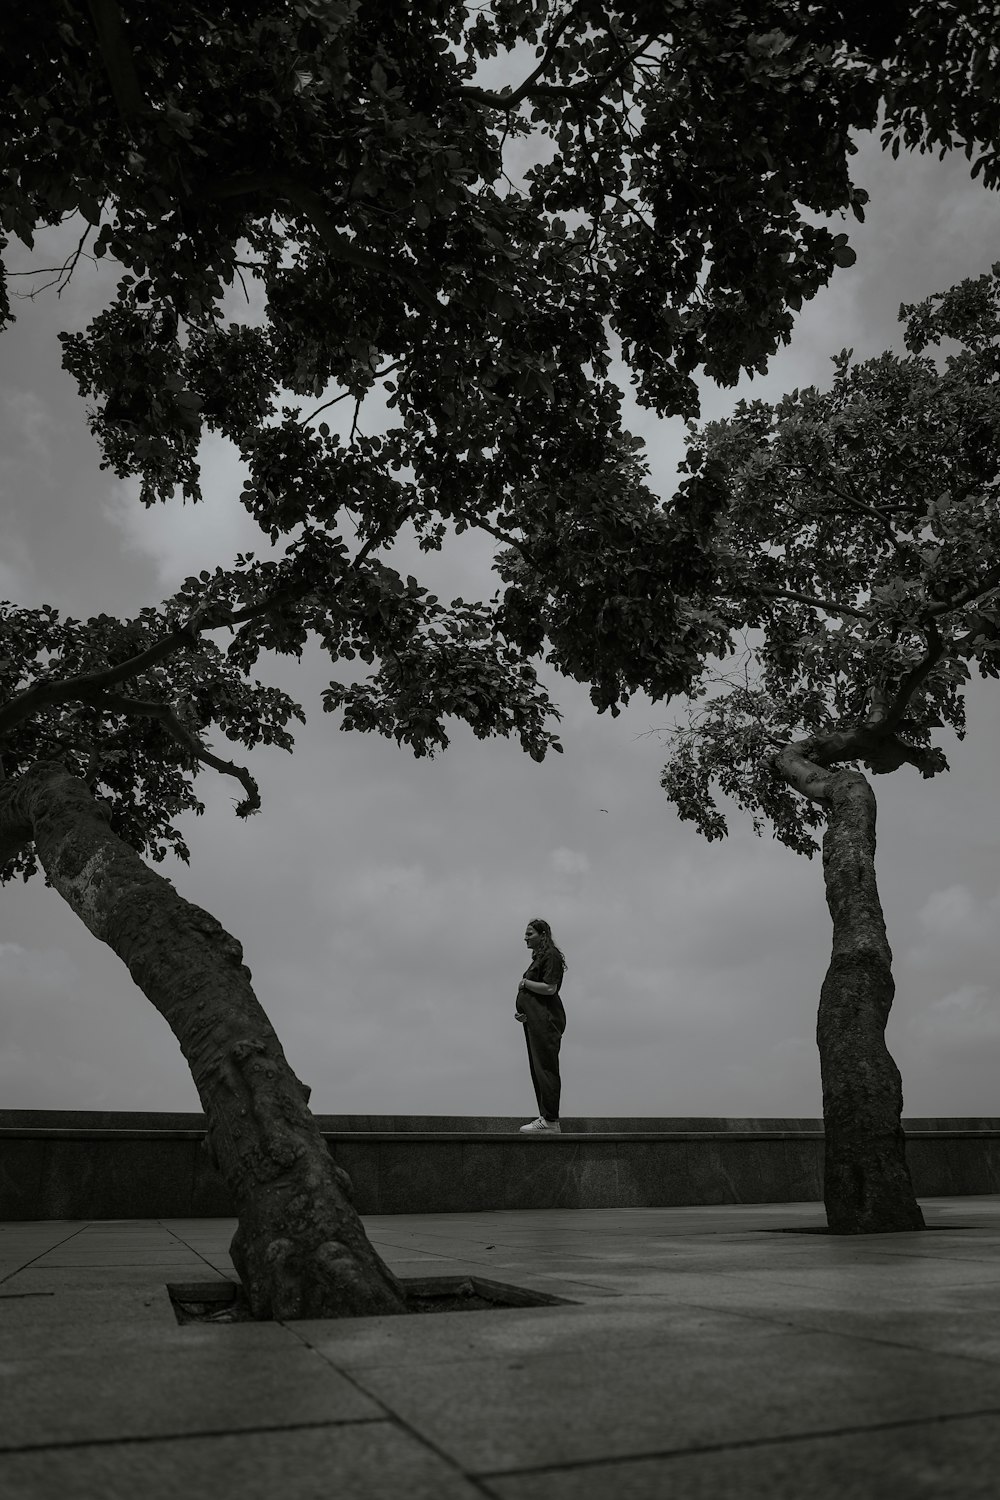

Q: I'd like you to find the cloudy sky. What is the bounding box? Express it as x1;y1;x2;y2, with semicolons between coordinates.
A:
3;113;1000;1123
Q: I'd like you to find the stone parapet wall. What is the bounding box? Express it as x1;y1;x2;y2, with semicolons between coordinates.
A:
6;1110;1000;1132
1;1113;998;1219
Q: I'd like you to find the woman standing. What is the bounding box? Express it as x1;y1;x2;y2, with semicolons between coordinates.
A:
515;917;567;1133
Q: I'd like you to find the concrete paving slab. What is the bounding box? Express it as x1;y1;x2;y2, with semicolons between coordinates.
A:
27;1249;216;1266
376;1251;462;1266
778;1307;1000;1366
158;1220;235;1233
532;1252;1000;1298
342;1326;1000;1472
167;1238;237;1251
1;1263;220;1292
501;1274;625;1300
0;1224;81;1248
3;1198;1000;1498
72;1224;182;1235
374;1204;828;1238
0;1287;175;1353
1;1324;381;1449
846;1234;1000;1265
632;1281;1000;1365
0;1248;83;1269
480;1412;1000;1499
383;1256;625;1299
56;1219;165;1227
612;1265;1000;1328
293;1299;790;1369
63;1233;189;1248
718;1255;1000;1289
0;1423;483;1500
372;1235;526;1260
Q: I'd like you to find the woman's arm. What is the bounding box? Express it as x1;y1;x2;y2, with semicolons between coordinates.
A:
523;951;564;998
520;977;557;997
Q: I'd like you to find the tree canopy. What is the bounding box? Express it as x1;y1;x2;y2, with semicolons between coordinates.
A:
3;1;1000;882
660;264;1000;846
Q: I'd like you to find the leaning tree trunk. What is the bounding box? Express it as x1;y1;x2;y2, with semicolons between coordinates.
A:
817;769;924;1232
0;762;408;1318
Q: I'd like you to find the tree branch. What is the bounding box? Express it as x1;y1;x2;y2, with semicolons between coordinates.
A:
299;362;403;427
298;389;353;425
774;721;944;791
0;579;322;744
86;0;150;124
772;622;948;780
0;620;207;740
0;530;389;761
770;741;838;803
458;7;582;110
926;563;1000;617
799;459;898;538
191;175;438;309
12;220;99;302
867;620;943;732
459;22;657;112
92;693;261;815
0;798;32;866
476;517;538;569
755;585;875;622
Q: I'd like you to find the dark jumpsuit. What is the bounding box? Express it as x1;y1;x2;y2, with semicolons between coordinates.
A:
520;948;567;1122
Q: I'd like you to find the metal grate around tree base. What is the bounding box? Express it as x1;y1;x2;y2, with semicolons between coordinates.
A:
166;1275;575;1323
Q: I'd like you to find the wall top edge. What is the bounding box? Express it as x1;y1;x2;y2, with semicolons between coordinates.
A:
3;1111;1000;1132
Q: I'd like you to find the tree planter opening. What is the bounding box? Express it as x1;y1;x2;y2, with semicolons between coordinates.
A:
167;1277;574;1323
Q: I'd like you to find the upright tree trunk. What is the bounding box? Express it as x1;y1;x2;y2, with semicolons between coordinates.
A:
0;762;407;1318
817;769;924;1232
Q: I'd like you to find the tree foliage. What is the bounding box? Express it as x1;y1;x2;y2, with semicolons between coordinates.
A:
0;600;306;872
3;2;1000;879
660;264;1000;848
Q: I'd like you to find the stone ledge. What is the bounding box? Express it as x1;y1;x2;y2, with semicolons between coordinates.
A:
5;1110;999;1133
0;1110;832;1133
3;1114;1000;1219
3;1126;1000;1142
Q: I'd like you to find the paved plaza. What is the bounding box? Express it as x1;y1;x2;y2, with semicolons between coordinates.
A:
2;1196;1000;1497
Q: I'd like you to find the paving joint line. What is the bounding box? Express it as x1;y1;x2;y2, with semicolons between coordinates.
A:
671;1300;1000;1370
0;1222;94;1285
284;1336;496;1499
507;1282;1000;1364
0;1415;387;1458
164;1230;239;1282
473;1401;1000;1480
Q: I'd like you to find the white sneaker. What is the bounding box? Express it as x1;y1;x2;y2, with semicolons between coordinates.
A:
518;1117;561;1133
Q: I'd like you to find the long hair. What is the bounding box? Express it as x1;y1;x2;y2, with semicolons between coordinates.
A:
527;916;567;969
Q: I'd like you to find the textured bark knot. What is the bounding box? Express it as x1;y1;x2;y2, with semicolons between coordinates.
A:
64;846;117;931
264;1238;295;1265
230;1039;266;1063
333;1164;355;1201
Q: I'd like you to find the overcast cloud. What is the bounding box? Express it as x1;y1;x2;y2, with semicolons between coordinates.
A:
2;126;1000;1121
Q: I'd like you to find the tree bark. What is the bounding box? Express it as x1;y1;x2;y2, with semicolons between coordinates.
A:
0;762;408;1318
817;771;924;1231
774;747;924;1233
